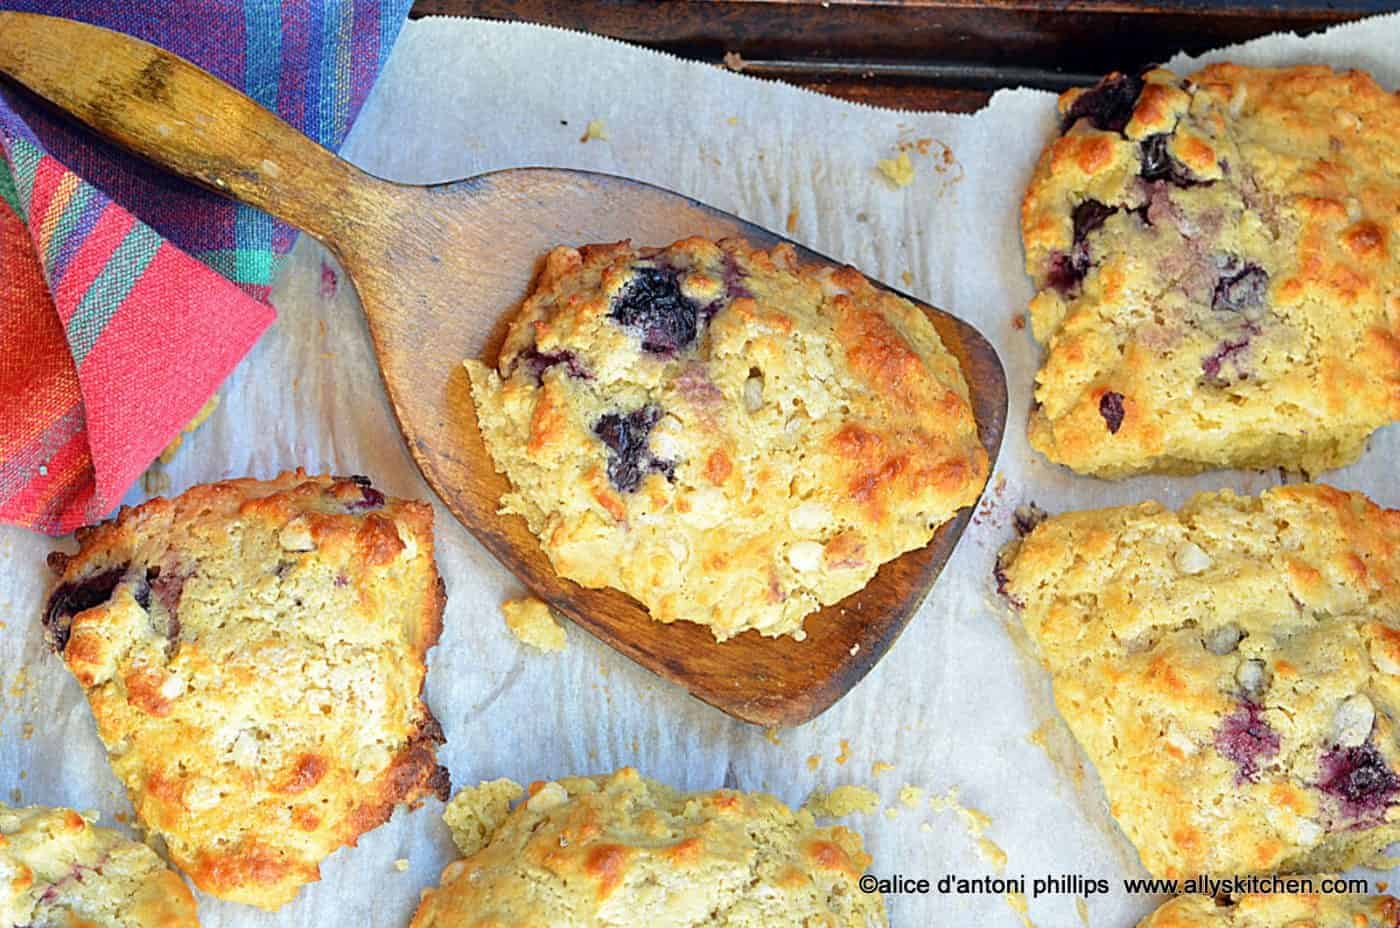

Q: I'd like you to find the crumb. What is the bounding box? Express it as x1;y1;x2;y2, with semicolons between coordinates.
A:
1012;503;1048;537
764;728;782;746
580;118;609;143
914;138;933;155
871;761;893;777
877;151;915;188
786;207;799;234
727;116;738;126
806;754;821;771
393;858;409;872
978;837;1008;870
502;597;567;652
920;821;932;832
1380;882;1391;893
723;51;745;71
1076;896;1090;926
805;785;879;818
884;807;899;819
20;723;32;740
142;468;172;497
849;643;860;656
835;739;851;765
901;271;913;287
1012;313;1026;330
443;779;525;857
157;395;220;465
898;784;925;808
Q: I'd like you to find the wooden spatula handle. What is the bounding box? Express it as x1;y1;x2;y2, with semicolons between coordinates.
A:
0;12;386;244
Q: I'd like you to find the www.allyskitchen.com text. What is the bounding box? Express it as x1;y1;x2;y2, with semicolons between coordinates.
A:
858;872;1372;897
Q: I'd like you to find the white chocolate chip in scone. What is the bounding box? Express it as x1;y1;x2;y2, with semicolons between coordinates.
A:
278;516;315;552
526;781;569;813
1203;623;1244;655
785;541;825;574
788;501;832;535
1333;694;1376;748
743;374;764;412
1236;658;1270;698
1174;541;1213;575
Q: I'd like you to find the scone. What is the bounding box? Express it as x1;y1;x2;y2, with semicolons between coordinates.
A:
42;471;450;910
410;767;888;927
1139;894;1400;927
997;484;1400;878
1021;64;1400;477
0;802;199;927
466;236;989;640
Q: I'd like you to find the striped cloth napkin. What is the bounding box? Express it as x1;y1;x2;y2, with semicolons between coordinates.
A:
0;0;412;534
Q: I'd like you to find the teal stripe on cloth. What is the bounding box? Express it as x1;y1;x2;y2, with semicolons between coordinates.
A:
0;159;22;217
236;0;282;290
66;222;162;367
43;183;93;271
6;136;41;213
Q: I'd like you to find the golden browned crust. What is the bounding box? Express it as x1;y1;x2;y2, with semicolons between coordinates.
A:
412;767;888;927
999;484;1400;879
466;236;988;640
42;470;449;910
0;802;200;926
1021;64;1400;477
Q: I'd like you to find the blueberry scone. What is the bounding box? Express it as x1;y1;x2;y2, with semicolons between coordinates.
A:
466;237;989;640
410;767;888;927
42;471;450;910
1021;64;1400;477
1139;894;1400;927
0;802;199;927
998;484;1400;878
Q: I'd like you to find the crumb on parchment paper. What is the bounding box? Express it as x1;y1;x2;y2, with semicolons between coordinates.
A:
876;150;915;188
871;761;893;777
835;738;851;765
804;784;879;818
502;597;567;652
764;728;782;746
393;858;409;872
1076;896;1090;926
580;118;609;143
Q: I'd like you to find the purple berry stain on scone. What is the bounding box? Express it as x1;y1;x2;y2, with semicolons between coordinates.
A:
1062;72;1145;134
1098;392;1126;433
513;347;589;383
1212;262;1269;316
44;564;129;653
1318;742;1400;821
1214;700;1280;782
593;405;675;493
1139;134;1204;187
609;266;699;354
342;475;385;511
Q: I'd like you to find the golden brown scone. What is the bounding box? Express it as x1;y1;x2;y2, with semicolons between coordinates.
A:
411;767;888;927
42;471;450;910
467;236;988;640
998;484;1400;879
1021;64;1400;477
1139;894;1400;927
0;802;199;927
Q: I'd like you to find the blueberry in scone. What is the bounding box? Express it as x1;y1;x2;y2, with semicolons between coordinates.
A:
0;802;199;927
998;484;1400;879
410;767;888;927
1138;894;1400;927
1021;64;1400;477
466;237;989;641
42;471;450;910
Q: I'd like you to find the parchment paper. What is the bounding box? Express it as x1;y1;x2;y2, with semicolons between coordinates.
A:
2;12;1399;927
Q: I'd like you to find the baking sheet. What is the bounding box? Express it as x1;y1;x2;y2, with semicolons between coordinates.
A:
3;11;1400;927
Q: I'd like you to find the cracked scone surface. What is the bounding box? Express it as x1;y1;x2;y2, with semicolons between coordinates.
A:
998;484;1400;879
1021;64;1400;477
0;803;198;927
1139;894;1400;927
42;471;450;910
466;237;988;640
411;767;888;928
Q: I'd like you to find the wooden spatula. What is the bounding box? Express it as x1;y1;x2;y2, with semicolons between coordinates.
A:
0;12;1006;726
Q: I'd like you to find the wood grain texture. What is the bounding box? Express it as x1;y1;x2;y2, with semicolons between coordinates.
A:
0;12;1006;726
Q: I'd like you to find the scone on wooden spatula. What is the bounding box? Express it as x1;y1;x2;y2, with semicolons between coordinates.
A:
42;471;449;910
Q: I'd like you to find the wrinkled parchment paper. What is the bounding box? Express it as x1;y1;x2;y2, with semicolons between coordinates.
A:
2;12;1399;927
